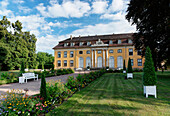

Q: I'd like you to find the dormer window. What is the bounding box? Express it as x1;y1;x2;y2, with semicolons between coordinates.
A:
79;42;83;46
64;43;68;47
70;42;74;46
109;40;113;44
118;40;121;44
128;39;133;44
87;42;91;46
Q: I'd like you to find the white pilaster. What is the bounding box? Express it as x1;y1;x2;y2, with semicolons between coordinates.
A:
92;49;93;68
103;49;105;67
106;49;108;66
95;50;97;67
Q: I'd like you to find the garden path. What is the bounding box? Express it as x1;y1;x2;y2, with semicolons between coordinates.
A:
0;71;88;96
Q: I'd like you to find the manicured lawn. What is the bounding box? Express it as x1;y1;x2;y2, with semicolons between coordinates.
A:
47;72;170;116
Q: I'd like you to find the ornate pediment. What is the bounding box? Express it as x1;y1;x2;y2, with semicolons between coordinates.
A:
92;39;108;46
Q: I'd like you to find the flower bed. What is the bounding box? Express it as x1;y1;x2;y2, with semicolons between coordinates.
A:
0;69;106;115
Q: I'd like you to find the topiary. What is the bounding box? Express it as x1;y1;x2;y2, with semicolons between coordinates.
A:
40;73;48;102
127;58;133;73
143;47;157;85
20;61;25;74
123;59;126;70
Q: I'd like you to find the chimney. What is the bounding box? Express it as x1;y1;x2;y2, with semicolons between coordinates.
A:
79;35;81;38
70;35;72;40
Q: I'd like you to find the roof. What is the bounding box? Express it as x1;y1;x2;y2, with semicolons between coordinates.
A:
53;33;134;49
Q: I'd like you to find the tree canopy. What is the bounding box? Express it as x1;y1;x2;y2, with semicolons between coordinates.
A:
126;0;170;70
0;16;37;70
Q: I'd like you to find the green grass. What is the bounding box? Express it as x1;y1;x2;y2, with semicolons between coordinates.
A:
47;72;170;116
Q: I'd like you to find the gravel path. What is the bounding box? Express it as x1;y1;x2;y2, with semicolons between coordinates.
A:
0;72;88;96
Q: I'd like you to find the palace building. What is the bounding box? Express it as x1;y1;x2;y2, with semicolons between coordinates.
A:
53;33;144;70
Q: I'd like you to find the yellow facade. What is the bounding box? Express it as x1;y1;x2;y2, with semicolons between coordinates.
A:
54;46;144;70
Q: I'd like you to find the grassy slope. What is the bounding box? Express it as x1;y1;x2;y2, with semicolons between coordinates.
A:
47;72;170;116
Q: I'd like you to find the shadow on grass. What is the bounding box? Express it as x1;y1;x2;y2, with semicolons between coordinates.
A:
48;99;140;116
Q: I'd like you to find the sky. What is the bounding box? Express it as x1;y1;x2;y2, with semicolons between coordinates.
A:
0;0;136;55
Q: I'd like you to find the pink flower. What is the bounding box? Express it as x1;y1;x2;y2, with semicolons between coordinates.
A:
40;108;43;111
36;107;39;109
43;105;45;107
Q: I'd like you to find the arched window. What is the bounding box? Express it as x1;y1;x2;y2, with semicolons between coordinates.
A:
109;56;114;68
79;57;84;68
86;57;91;68
117;56;123;68
97;57;102;68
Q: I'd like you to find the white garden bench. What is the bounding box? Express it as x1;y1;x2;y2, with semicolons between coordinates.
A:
22;73;38;83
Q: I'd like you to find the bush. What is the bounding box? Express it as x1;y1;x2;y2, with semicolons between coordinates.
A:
143;47;157;85
20;61;25;74
127;58;133;73
40;73;48;102
46;80;71;104
123;59;126;70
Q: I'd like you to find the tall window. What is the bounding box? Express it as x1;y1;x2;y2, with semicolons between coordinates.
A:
86;57;91;67
64;60;67;66
131;59;134;66
79;57;84;68
70;60;73;67
98;50;102;54
117;56;123;68
70;51;74;57
138;50;142;55
86;50;90;54
57;60;61;67
129;48;133;55
64;51;67;58
58;52;61;58
79;51;83;54
109;56;114;68
138;59;142;66
109;49;113;53
117;49;122;53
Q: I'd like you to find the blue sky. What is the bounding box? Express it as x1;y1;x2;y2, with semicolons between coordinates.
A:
0;0;136;55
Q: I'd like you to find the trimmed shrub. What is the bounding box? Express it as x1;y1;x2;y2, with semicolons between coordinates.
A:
143;47;157;85
40;73;48;102
123;59;126;70
127;58;133;73
20;61;25;74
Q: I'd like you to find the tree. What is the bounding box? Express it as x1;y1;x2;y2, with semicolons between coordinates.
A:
126;0;170;70
143;47;157;85
123;59;126;70
127;58;133;73
0;16;37;70
40;73;48;102
37;52;54;69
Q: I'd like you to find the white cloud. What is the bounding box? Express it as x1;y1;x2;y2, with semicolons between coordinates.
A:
91;0;108;14
100;11;125;20
36;0;91;18
48;21;82;28
0;0;14;17
108;0;124;12
8;15;50;36
36;34;58;52
70;20;135;36
18;6;32;13
13;0;24;4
